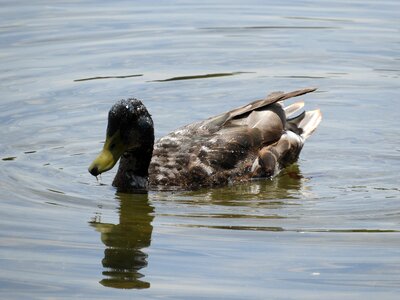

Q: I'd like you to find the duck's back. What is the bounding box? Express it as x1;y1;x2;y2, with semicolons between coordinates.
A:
148;88;321;190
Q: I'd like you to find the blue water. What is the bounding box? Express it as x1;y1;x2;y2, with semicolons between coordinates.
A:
0;1;399;299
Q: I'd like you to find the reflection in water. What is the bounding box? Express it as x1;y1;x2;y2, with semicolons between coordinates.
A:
186;163;306;203
151;71;250;82
88;165;304;289
90;193;154;289
152;165;308;233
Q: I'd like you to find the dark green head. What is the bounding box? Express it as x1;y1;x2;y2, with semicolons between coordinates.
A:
89;99;154;177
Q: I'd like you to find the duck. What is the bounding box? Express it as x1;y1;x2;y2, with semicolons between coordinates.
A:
88;87;322;192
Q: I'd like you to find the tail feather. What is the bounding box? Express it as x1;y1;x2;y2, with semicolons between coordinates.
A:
284;101;305;118
298;109;322;139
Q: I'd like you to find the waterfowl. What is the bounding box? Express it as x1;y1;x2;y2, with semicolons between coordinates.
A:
88;88;322;192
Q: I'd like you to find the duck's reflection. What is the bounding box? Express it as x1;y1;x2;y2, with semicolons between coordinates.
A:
90;193;154;289
184;163;306;202
89;164;306;288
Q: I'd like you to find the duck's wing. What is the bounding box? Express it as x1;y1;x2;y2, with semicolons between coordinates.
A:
200;87;316;133
190;88;320;180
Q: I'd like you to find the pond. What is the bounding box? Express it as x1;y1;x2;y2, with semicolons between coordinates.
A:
0;1;399;299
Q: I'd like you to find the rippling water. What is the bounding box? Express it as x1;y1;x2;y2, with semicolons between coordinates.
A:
1;1;399;299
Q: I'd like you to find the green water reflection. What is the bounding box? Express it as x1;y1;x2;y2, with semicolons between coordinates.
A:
90;194;154;289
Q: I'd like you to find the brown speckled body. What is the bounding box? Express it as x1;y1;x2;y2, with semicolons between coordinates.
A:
147;88;321;190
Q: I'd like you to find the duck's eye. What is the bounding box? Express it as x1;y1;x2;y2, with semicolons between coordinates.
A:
110;143;116;150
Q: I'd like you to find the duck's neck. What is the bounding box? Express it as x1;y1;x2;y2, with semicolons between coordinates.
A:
112;140;154;192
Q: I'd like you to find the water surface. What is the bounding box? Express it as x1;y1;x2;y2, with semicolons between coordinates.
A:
1;1;399;299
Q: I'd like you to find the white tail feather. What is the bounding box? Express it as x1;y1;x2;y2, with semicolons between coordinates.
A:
299;109;322;139
284;101;305;118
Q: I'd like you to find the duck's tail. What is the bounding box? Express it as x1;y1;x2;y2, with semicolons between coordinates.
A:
285;102;322;139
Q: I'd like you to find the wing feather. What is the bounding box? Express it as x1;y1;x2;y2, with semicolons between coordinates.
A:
200;87;316;132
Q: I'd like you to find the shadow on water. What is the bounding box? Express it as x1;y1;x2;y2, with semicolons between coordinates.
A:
89;193;154;289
